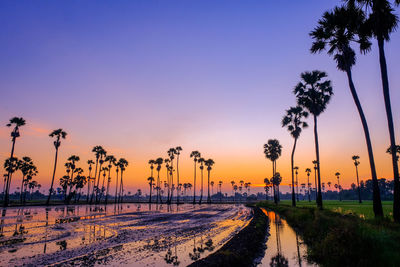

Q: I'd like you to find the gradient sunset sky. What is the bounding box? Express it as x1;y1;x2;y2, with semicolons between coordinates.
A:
0;0;399;195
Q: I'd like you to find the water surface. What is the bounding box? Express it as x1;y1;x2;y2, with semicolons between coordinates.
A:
0;204;251;266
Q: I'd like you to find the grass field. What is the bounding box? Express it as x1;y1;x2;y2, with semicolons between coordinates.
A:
279;200;394;220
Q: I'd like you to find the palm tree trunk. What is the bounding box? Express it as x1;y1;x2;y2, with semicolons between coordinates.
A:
90;159;99;204
86;168;92;203
46;146;59;205
169;162;174;204
199;168;203;204
307;174;311;202
207;170;211;204
313;115;323;209
377;38;399;222
119;171;124;203
176;154;180;204
115;170;119;204
355;165;362;204
105;169;111;204
95;162;103;203
4;137;16;207
20;176;25;204
291;138;298;207
346;68;382;216
272;160;277;204
193;161;196;204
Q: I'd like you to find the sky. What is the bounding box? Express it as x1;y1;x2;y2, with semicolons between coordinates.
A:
0;0;399;195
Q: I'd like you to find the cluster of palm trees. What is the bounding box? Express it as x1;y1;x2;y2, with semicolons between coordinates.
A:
1;117;129;207
146;149;216;204
309;0;399;220
229;180;251;202
263;0;400;221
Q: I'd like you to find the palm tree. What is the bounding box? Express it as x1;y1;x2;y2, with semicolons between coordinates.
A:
148;159;156;201
86;160;94;203
310;3;383;217
99;166;108;202
117;158;128;203
4;117;25;207
24;162;38;203
272;172;283;202
46;129;67;205
335;172;342;201
218;181;223;202
347;0;400;222
387;145;400;161
305;168;312;202
90;146;106;204
282;106;308;206
352;155;362;203
264;178;270;200
263;139;282;204
95;148;107;203
294;71;333;209
231;181;235;201
65;155;80;204
211;181;215;196
190;151;201;204
167;148;176;204
104;155;116;204
18;157;35;204
155;157;163;203
198;158;205;204
146;176;154;203
114;159;120;204
205;159;215;204
164;158;171;202
294;166;300;202
175;146;183;204
312;160;318;200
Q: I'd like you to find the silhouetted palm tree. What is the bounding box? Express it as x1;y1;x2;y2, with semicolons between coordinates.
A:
272;173;282;202
305;168;312;202
198;158;205;204
86;160;94;203
205;159;215;204
311;3;383;217
4;117;25;207
190;151;201;204
18;157;35;204
282;106;308;206
47;129;67;205
387;145;400;161
65;155;80;204
175;146;182;204
147;177;154;203
167;148;176;204
347;0;400;222
294;71;333;209
117;158;128;203
294;166;299;201
90;146;106;204
335;172;342;201
155;157;163;203
352;155;362;203
312;160;318;200
264;178;270;200
164;158;171;202
264;139;282;203
104;155;116;204
114;159;120;204
218;181;223;202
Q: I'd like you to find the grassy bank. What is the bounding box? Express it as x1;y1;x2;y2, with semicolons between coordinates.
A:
189;206;268;267
258;201;400;266
279;199;393;220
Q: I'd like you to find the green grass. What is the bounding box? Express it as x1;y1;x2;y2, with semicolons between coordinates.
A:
257;201;400;266
279;200;393;220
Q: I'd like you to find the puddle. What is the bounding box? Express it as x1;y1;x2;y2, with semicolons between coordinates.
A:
259;209;317;267
0;204;251;266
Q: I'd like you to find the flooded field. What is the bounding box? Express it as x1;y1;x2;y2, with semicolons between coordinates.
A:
0;204;251;266
259;209;316;267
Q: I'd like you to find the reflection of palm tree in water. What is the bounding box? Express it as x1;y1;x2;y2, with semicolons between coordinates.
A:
164;236;180;266
270;214;288;267
295;232;302;267
189;236;201;261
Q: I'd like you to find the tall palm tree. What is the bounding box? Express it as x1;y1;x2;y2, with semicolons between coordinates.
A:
190;151;201;204
347;0;400;222
18;157;34;204
86;160;94;203
99;166;109;202
294;71;333;209
198;158;205;204
175;146;182;204
167;148;176;204
294;166;300;202
264;178;270;200
95;148;107;203
352;155;362;203
310;3;383;217
114;159;120;204
335;172;342;201
263;139;282;204
211;181;215;196
282;106;308;206
47;129;67;205
312;160;318;200
155;157;163;203
164;158;171;202
104;155;116;204
147;176;154;203
272;173;282;202
65;155;80;204
205;159;215;204
90;146;106;204
305;168;312;202
117;158;128;203
218;181;223;202
4;117;25;207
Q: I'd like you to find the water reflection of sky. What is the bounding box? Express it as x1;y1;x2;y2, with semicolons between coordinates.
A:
0;204;251;266
259;209;317;267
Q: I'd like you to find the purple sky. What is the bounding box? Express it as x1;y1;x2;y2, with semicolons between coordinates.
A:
0;0;399;193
